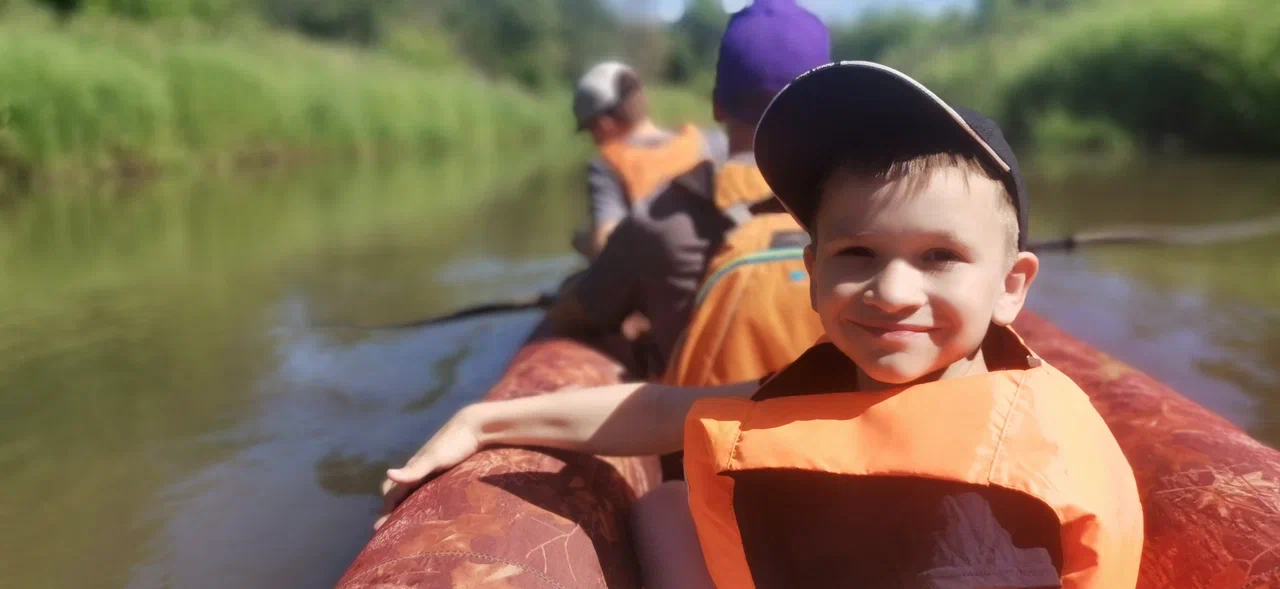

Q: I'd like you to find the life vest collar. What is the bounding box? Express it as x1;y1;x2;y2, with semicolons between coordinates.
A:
683;324;1145;589
598;124;707;205
754;324;1039;402
722;326;1048;480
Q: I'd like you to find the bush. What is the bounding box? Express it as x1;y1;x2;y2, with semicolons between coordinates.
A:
885;0;1280;155
1026;108;1135;157
1000;0;1280;155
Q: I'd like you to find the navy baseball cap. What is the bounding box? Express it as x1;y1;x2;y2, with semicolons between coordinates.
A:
713;0;830;125
755;61;1030;250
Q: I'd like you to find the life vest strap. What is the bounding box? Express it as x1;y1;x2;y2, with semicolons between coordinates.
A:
694;247;805;306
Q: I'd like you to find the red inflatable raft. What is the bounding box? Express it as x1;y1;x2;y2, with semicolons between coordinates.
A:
336;312;1280;589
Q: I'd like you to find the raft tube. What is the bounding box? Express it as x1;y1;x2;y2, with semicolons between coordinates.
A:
336;312;1280;589
337;325;660;589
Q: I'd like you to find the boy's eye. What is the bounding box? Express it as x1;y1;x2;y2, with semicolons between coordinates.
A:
922;248;961;264
836;246;875;258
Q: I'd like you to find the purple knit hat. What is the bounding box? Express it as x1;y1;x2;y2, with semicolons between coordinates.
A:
713;0;831;125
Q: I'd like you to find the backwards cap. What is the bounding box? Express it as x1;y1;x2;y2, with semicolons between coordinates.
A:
573;61;638;131
713;0;830;124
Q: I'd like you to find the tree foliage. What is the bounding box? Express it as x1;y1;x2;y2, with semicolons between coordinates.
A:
664;0;726;86
20;0;1280;155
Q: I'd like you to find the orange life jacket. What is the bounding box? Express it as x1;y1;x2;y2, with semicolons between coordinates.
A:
663;159;824;387
684;326;1144;589
709;156;773;211
598;124;707;205
664;213;822;387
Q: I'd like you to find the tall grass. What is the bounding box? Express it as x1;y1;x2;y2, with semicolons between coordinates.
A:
882;0;1280;155
647;86;715;127
0;4;573;191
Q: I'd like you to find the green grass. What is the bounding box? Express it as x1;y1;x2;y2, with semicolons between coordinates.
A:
0;4;575;191
648;85;715;127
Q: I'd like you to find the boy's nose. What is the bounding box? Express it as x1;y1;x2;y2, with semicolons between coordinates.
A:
863;260;927;312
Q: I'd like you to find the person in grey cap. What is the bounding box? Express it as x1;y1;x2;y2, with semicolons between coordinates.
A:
571;61;728;260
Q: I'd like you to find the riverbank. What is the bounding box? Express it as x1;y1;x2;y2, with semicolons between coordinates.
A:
10;0;1274;193
0;4;708;197
0;5;555;194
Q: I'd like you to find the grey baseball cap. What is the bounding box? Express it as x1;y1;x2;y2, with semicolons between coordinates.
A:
573;61;637;131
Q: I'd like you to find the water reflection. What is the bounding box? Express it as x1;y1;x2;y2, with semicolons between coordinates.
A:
315;451;393;498
1029;157;1280;306
1;157;586;589
1030;253;1270;429
123;315;540;589
1026;157;1279;441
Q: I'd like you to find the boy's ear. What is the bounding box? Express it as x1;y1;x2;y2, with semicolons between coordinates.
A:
993;251;1039;326
803;245;818;311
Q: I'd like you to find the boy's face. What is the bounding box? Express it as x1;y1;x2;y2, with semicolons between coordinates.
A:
803;166;1039;388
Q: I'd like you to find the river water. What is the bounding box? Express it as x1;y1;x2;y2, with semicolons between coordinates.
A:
1;156;1277;588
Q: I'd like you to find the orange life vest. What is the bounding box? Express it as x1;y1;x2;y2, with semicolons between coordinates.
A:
684;326;1144;589
709;156;773;211
663;159;824;387
664;213;822;387
598;124;707;205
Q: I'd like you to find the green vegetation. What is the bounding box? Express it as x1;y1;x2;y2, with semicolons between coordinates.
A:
3;0;1278;194
0;3;575;194
838;0;1280;157
0;0;721;195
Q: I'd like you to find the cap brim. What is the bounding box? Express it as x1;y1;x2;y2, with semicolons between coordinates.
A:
754;61;1010;231
574;106;611;133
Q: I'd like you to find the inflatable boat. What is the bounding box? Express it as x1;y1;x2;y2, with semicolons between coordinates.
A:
335;312;1280;589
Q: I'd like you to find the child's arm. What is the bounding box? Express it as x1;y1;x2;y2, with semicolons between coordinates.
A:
374;380;756;529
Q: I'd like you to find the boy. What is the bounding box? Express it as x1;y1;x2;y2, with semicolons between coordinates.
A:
380;62;1144;588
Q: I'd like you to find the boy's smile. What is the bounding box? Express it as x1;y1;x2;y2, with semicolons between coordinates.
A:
803;164;1037;391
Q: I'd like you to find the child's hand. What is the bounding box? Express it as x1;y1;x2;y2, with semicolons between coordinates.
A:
374;405;483;530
